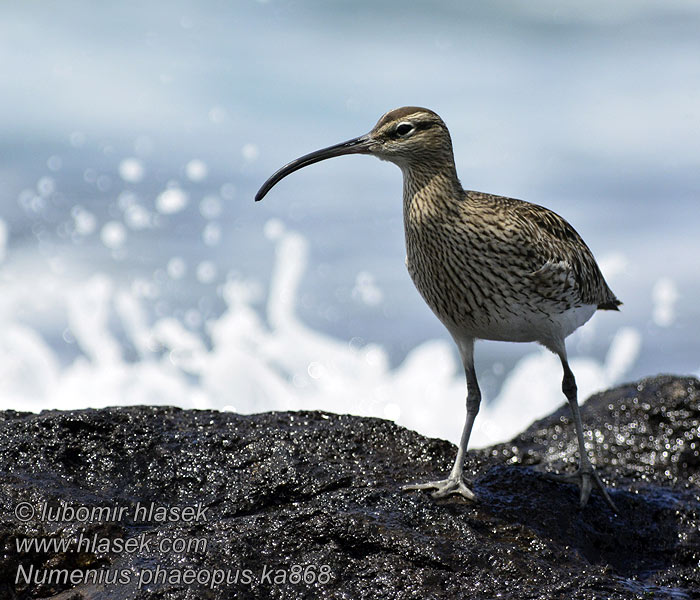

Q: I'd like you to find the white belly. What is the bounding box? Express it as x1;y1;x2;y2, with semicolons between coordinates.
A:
447;302;597;351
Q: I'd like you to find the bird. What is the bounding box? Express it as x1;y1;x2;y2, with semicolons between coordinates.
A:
255;106;620;512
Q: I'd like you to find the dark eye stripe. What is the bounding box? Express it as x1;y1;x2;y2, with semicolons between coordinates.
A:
391;120;434;139
414;121;433;131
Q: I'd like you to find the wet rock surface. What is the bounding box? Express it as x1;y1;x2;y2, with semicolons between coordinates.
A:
1;374;699;599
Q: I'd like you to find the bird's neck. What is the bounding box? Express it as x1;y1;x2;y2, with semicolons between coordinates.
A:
401;162;462;226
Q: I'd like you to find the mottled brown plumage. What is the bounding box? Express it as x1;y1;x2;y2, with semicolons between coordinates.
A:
256;106;620;513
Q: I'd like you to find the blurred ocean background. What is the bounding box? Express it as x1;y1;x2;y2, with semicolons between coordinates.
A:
1;0;698;447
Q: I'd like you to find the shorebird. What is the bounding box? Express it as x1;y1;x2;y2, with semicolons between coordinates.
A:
255;107;620;512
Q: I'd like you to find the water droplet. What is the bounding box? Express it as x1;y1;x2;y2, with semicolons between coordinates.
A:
124;204;151;230
72;207;97;235
264;219;285;240
241;143;259;162
97;175;111;192
47;155;62;172
167;257;186;279
307;362;324;380
119;158;145;183
196;261;217;284
100;221;126;249
199;195;222;219
37;177;55;197
202;222;221;246
185;159;208;182
70;131;86;147
156;187;188;214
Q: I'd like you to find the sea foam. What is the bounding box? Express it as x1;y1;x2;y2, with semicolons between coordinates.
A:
0;221;640;447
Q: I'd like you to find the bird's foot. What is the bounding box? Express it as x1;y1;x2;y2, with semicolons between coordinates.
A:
550;465;618;513
402;476;477;501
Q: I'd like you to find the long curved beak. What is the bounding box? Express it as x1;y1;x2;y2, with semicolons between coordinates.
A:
255;134;372;202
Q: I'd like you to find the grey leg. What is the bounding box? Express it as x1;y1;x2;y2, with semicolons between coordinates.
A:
558;355;618;512
403;337;479;500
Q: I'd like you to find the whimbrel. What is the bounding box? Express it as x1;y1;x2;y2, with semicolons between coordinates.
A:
255;107;620;512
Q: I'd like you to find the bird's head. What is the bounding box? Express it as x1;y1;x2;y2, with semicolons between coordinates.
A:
365;106;453;166
255;106;454;201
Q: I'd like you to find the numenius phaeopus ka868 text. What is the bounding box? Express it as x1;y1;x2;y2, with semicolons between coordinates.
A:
255;107;620;512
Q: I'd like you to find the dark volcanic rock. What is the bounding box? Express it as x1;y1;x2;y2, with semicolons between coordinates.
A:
1;374;699;599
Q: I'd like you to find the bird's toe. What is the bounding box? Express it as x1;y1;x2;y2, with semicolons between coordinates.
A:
403;477;477;501
549;466;618;513
579;472;593;508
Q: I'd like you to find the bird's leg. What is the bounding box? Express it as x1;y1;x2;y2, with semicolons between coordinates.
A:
403;338;479;501
555;356;618;512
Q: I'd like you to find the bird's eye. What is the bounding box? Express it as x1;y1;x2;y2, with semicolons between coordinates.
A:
395;122;414;137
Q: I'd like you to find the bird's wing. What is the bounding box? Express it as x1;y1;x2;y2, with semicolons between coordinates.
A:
529;258;578;303
516;201;619;308
466;191;620;309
